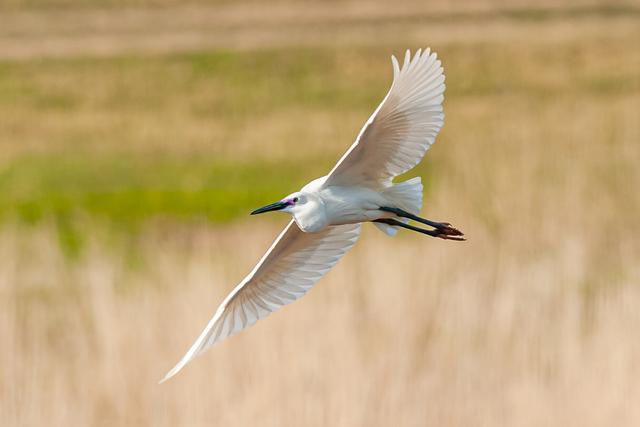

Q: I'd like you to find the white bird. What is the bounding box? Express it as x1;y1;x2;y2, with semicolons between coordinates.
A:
161;48;464;383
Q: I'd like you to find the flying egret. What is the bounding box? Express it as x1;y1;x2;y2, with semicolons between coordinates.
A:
161;48;464;383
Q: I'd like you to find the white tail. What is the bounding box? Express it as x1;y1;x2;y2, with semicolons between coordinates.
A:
382;177;423;214
374;177;424;236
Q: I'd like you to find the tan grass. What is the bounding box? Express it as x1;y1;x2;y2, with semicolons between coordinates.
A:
1;209;639;426
0;1;638;60
2;87;639;423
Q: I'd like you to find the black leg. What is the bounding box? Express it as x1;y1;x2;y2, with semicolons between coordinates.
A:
374;218;465;241
379;206;464;237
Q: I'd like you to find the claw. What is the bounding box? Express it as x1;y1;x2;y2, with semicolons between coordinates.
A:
440;234;466;241
433;229;466;241
434;223;464;237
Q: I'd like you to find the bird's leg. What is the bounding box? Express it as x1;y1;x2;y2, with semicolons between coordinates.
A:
379;206;464;237
374;218;465;241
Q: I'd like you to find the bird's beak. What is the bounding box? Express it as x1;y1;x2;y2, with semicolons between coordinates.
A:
250;200;289;215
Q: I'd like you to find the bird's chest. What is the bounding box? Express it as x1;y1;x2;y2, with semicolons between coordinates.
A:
293;201;329;233
294;212;328;233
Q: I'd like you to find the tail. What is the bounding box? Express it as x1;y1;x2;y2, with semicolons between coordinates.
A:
374;177;423;236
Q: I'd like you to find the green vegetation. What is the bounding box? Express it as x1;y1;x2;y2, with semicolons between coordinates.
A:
0;48;405;228
0;12;638;241
0;153;329;225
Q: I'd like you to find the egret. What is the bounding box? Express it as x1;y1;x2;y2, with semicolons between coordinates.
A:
161;48;464;383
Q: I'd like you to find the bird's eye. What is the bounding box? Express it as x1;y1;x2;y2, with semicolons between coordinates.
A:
293;197;299;203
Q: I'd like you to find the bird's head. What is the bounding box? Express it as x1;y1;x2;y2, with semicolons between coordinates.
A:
251;191;327;232
251;189;328;232
250;192;308;216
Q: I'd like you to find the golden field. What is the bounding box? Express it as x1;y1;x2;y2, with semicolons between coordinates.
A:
1;1;639;426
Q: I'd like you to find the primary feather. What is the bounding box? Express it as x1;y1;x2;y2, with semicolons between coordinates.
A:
324;48;445;189
161;221;360;382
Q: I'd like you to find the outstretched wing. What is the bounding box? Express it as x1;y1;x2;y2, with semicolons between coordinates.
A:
323;48;445;189
161;220;361;382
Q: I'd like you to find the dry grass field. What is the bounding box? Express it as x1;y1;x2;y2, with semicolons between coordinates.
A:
1;1;639;426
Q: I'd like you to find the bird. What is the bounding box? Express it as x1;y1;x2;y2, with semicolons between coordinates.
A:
160;48;464;383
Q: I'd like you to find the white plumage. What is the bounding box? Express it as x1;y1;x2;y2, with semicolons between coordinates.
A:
161;48;462;383
326;48;445;188
161;221;360;382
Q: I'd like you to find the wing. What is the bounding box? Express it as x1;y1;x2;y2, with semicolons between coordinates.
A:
160;220;361;382
323;48;445;189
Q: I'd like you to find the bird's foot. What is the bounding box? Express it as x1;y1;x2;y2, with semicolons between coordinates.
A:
430;226;466;241
432;222;464;238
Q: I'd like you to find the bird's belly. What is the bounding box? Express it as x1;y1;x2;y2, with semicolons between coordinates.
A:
336;213;386;228
296;209;380;231
320;186;387;226
324;202;384;226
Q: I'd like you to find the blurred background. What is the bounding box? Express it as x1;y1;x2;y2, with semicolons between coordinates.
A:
1;0;639;425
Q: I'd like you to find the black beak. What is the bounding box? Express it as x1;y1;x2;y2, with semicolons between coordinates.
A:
250;201;289;215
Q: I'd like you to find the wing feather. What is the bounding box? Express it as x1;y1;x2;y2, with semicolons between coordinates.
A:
324;48;446;188
160;220;360;382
